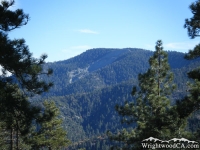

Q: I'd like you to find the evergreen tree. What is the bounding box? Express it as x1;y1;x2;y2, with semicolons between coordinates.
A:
184;0;200;95
176;0;200;140
30;101;71;150
108;40;181;149
0;0;54;149
0;121;9;149
184;0;200;40
0;0;53;95
175;0;200;122
0;0;53;124
0;84;40;149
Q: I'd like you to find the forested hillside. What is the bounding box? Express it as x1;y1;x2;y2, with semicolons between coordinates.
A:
33;48;200;149
42;48;197;97
2;0;200;149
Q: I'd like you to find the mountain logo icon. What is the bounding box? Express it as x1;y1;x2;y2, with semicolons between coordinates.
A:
142;137;198;144
142;137;164;143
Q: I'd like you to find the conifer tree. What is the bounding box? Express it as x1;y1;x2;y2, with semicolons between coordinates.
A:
173;0;200;120
175;0;200;138
184;0;200;80
184;0;200;40
0;84;41;149
30;101;71;150
108;40;179;149
0;0;53;95
0;0;54;149
0;121;9;149
0;0;53;122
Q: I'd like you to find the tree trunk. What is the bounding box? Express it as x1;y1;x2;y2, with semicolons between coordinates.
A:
10;128;14;150
16;128;19;150
158;49;161;97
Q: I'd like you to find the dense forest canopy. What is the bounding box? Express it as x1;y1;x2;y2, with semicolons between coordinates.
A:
1;0;200;149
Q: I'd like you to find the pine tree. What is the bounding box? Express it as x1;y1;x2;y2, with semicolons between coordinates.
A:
0;0;53;149
184;0;200;40
184;0;200;65
175;0;200;140
0;121;9;149
0;0;53;95
0;84;41;149
108;40;180;149
174;0;200;121
30;101;71;150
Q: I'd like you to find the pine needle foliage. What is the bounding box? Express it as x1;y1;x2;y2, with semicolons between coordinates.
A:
176;0;200;142
30;101;71;150
108;40;188;149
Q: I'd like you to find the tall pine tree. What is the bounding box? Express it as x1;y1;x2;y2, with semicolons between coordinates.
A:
108;40;182;149
0;0;53;95
174;0;200;141
0;84;41;149
0;0;53;149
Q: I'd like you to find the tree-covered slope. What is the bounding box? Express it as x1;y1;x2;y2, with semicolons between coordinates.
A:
35;48;200;146
42;48;198;97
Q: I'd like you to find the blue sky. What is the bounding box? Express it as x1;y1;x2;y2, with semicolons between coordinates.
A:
7;0;198;62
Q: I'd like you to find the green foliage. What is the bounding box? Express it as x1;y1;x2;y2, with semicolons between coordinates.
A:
0;83;41;149
108;40;189;149
32;48;200;149
30;100;71;149
0;0;57;149
42;48;197;98
185;43;200;60
0;0;53;95
184;0;200;39
69;139;111;150
179;0;200;141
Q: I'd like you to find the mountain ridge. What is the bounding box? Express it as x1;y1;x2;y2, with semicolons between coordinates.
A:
36;48;200;147
42;48;198;97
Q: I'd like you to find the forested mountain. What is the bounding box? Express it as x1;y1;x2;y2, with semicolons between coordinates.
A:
42;48;197;97
34;48;200;149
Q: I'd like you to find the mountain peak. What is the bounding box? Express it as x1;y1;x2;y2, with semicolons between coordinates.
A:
142;137;163;142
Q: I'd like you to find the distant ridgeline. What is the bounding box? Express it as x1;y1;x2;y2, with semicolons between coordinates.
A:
33;48;200;149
